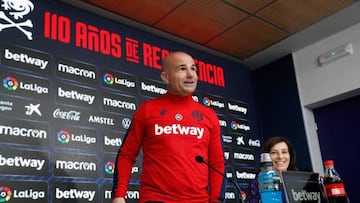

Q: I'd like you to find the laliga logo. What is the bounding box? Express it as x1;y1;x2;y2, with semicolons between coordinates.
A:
0;186;12;202
0;0;34;40
103;73;114;85
105;161;115;175
57;130;70;144
202;97;211;106
3;76;18;91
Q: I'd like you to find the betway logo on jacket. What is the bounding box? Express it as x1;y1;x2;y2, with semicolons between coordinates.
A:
154;124;204;139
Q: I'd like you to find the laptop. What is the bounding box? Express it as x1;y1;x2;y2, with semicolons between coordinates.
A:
280;171;328;203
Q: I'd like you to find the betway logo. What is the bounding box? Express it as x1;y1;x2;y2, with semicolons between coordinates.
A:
228;103;247;114
0;155;45;170
58;87;95;104
236;171;256;180
4;49;48;69
104;136;122;146
56;188;95;201
141;82;166;94
291;189;320;202
154;124;204;139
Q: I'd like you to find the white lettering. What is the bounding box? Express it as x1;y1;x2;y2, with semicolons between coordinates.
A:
88;115;114;125
228;103;247;114
19;82;48;94
5;49;49;69
55;160;96;171
56;188;95;201
58;63;96;79
53;109;80;121
291;189;320;201
103;97;136;110
0;155;45;170
58;87;95;104
154;124;204;139
13;189;45;200
234;152;254;160
0;125;47;139
141;82;166;94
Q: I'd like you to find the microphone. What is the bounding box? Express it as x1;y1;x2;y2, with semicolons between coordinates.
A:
195;155;244;203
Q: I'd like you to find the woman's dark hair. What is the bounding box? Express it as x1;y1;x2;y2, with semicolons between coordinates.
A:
262;136;298;171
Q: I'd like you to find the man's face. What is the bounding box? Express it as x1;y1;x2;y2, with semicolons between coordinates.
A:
162;53;198;96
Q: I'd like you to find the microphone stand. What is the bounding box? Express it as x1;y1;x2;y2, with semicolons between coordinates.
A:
195;156;244;203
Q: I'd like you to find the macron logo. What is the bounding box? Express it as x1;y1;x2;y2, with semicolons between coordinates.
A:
154;124;204;139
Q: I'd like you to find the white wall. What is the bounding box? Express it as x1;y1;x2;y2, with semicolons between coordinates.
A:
293;22;360;173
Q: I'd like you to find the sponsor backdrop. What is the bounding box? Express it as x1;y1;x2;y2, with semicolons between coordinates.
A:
0;1;260;202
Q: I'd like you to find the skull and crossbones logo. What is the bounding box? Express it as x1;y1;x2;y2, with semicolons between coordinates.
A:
0;0;34;40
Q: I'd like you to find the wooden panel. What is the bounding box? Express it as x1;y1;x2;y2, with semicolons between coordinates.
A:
256;0;353;33
224;0;273;13
154;0;248;43
206;16;289;58
88;0;184;25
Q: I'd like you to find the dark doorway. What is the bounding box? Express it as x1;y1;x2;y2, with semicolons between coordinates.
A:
313;95;360;201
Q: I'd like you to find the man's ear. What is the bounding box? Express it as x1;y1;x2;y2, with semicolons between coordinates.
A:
160;72;169;84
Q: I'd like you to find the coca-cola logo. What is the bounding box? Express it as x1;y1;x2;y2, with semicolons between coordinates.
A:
53;108;80;121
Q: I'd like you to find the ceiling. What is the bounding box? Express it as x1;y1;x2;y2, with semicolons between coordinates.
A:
61;0;360;69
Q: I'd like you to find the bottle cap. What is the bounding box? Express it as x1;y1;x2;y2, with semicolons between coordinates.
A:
260;153;272;163
324;160;334;167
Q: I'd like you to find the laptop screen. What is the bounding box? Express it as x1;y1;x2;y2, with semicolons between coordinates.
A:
280;171;328;203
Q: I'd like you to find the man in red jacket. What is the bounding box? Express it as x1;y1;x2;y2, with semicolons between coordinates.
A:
112;51;225;203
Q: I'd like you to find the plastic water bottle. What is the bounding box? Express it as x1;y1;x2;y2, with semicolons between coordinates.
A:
323;160;350;203
258;153;283;203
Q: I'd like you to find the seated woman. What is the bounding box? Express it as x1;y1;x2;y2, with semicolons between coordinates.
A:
245;136;297;203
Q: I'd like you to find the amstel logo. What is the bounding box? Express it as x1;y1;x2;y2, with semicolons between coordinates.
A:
105;161;115;175
103;73;114;85
2;77;18;91
57;130;70;144
0;186;12;202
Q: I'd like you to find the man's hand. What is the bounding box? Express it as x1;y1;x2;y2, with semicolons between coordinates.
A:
112;197;126;203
